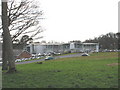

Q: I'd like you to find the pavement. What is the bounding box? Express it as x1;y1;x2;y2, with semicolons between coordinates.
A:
0;53;83;65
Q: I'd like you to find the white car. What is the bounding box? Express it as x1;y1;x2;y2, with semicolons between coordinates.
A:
54;52;61;55
38;53;42;56
15;59;22;62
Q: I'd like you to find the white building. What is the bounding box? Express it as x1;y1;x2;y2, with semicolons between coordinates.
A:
26;42;99;54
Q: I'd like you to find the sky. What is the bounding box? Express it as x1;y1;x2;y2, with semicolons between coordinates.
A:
0;0;119;43
34;0;119;43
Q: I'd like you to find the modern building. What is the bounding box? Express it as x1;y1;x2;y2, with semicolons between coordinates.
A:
26;42;99;54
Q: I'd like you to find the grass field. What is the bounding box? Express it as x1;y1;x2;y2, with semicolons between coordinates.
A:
2;52;119;88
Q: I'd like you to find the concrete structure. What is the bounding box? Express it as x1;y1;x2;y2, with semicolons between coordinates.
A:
26;42;99;54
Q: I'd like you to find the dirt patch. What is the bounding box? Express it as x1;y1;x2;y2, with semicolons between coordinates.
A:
107;63;120;66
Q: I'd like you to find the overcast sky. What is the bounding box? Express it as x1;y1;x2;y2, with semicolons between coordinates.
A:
35;0;119;43
0;0;119;43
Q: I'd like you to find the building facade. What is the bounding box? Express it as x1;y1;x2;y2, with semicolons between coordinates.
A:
26;42;99;54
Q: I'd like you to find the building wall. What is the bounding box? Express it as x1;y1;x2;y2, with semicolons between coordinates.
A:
26;42;99;54
35;45;45;54
82;43;99;52
70;43;75;49
96;44;99;52
26;44;35;54
45;45;60;53
72;43;83;52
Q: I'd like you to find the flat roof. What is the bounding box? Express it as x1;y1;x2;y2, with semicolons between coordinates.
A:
29;42;98;46
83;43;98;45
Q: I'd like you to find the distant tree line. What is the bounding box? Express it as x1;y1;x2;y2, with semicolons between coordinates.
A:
13;32;119;51
83;32;119;50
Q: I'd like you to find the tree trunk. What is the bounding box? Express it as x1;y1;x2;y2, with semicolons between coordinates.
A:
1;1;17;73
2;43;8;70
117;33;120;50
2;0;8;70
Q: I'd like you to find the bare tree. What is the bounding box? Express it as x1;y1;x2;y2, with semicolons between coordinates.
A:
0;0;44;43
1;0;16;72
1;0;44;71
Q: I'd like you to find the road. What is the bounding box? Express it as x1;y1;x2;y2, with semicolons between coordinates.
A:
0;53;83;65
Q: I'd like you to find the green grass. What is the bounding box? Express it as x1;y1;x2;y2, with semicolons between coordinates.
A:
2;52;119;88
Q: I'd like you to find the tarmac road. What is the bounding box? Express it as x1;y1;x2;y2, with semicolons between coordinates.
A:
0;53;83;65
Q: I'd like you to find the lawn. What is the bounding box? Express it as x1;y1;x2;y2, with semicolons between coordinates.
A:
2;52;119;88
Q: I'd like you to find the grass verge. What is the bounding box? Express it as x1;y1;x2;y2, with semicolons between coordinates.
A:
2;52;119;88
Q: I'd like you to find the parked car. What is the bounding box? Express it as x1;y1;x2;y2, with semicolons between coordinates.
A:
38;53;41;56
43;53;47;56
0;61;2;64
15;59;22;62
32;54;36;57
54;52;61;55
81;53;90;56
45;56;54;60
